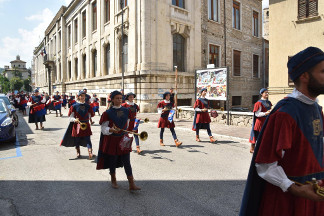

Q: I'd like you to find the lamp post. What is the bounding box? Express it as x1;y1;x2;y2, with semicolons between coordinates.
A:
120;0;124;91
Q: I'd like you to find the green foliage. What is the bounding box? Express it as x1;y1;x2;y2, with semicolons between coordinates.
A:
10;77;24;91
0;74;10;93
23;78;32;92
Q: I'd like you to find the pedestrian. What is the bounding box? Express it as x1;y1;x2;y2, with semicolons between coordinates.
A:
27;89;46;130
83;88;95;125
68;92;76;108
240;47;324;216
44;93;51;114
19;91;28;115
192;88;216;143
248;88;272;153
90;93;100;116
122;92;143;154
61;90;95;159
53;91;63;117
157;91;182;147
96;90;141;191
62;92;68;109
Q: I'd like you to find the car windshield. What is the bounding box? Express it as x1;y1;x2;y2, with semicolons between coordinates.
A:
0;101;7;113
0;96;10;106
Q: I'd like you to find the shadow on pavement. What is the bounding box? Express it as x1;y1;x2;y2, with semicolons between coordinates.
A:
0;179;246;216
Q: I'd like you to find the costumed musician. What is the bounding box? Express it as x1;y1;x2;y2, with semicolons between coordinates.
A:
83;88;95;125
61;92;68;109
121;92;143;154
52;91;63;117
27;89;46;130
61;90;95;159
90;94;100;116
192;88;217;143
157;91;182;147
248;88;272;153
18;90;28;115
96;90;141;191
68;92;76;108
240;47;324;216
44;93;51;114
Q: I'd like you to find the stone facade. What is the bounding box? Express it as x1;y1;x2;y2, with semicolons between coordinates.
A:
263;7;269;40
268;0;324;106
201;0;264;111
3;55;30;80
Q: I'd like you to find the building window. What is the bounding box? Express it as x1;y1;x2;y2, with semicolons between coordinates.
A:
68;61;72;80
68;25;71;48
105;44;110;75
121;36;128;73
75;58;78;79
209;44;220;67
232;96;242;106
93;50;97;77
233;50;241;76
253;54;259;78
172;0;185;9
105;0;110;23
253;11;259;37
208;0;219;21
232;1;240;30
74;19;78;44
92;1;97;31
252;95;259;104
82;11;86;38
58;31;61;51
288;56;294;87
298;0;318;19
82;55;86;78
173;33;185;71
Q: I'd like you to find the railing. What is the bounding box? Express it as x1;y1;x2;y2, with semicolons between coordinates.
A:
170;5;190;21
43;54;56;64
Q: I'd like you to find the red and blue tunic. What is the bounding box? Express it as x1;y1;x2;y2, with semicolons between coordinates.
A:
68;103;94;137
90;97;100;112
192;98;211;131
62;94;68;106
157;101;175;128
122;102;140;132
240;97;324;216
28;96;46;123
52;95;62;110
85;94;91;105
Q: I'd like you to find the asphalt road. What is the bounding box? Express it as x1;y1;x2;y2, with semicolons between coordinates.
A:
0;109;252;216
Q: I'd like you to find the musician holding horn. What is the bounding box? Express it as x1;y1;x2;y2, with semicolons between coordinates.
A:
192;88;216;143
96;90;141;191
122;92;143;154
157;91;182;147
61;90;95;159
27;89;46;130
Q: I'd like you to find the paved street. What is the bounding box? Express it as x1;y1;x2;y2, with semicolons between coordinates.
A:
0;108;252;216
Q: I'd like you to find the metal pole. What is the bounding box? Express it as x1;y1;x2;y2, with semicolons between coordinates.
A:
120;0;124;91
226;66;229;125
174;66;178;118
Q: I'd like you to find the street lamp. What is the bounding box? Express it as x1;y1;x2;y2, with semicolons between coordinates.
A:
120;0;124;91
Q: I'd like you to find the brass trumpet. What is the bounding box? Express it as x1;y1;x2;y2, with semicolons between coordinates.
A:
75;119;88;131
114;126;148;141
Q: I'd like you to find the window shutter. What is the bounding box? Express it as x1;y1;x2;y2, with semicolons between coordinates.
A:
309;0;318;17
298;0;307;19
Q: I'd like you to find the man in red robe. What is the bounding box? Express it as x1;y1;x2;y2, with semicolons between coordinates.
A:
240;47;324;216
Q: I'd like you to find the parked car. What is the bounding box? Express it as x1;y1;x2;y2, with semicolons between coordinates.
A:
0;99;16;143
0;94;18;127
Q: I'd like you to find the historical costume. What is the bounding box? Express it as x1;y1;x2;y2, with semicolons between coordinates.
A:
60;90;95;159
68;93;76;108
90;94;100;115
96;90;141;190
240;47;324;216
27;90;46;130
18;91;28;115
52;91;63;117
62;93;68;109
192;88;216;143
157;92;182;147
122;92;142;154
249;88;272;153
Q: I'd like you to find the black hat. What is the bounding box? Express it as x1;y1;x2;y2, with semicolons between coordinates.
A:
163;92;171;99
125;92;136;100
110;90;123;100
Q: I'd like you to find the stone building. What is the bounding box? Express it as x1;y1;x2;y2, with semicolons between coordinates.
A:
34;0;264;112
3;55;30;80
263;7;269;40
268;0;324;106
201;0;264;110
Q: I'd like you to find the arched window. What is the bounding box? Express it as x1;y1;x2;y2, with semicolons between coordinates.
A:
75;58;78;79
105;44;110;75
121;36;128;73
173;34;185;71
82;54;86;78
92;50;97;77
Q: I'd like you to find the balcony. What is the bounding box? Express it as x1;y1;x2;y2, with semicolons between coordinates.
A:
170;5;190;22
115;6;129;27
43;54;55;66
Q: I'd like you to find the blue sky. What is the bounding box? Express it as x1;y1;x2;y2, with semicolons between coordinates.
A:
0;0;269;69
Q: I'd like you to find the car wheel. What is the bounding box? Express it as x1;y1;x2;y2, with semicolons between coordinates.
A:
13;113;19;127
9;134;16;143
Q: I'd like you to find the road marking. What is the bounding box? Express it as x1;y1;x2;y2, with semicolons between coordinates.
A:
0;135;22;160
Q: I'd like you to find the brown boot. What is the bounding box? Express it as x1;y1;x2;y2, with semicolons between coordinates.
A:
88;148;93;160
175;139;182;147
160;139;165;146
127;176;141;191
136;146;143;154
76;147;81;158
110;173;119;189
196;135;201;142
250;144;255;153
210;136;216;143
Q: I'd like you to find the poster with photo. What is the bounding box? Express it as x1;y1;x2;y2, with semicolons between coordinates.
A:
196;68;227;101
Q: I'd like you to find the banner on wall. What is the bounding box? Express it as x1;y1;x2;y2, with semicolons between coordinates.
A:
196;68;227;101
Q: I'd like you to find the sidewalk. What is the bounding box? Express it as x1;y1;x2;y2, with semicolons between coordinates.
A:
98;107;250;141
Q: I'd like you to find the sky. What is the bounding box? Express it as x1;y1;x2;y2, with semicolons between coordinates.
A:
0;0;269;69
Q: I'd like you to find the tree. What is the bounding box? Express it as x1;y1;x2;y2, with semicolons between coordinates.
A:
10;77;23;91
23;78;32;92
0;74;10;93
